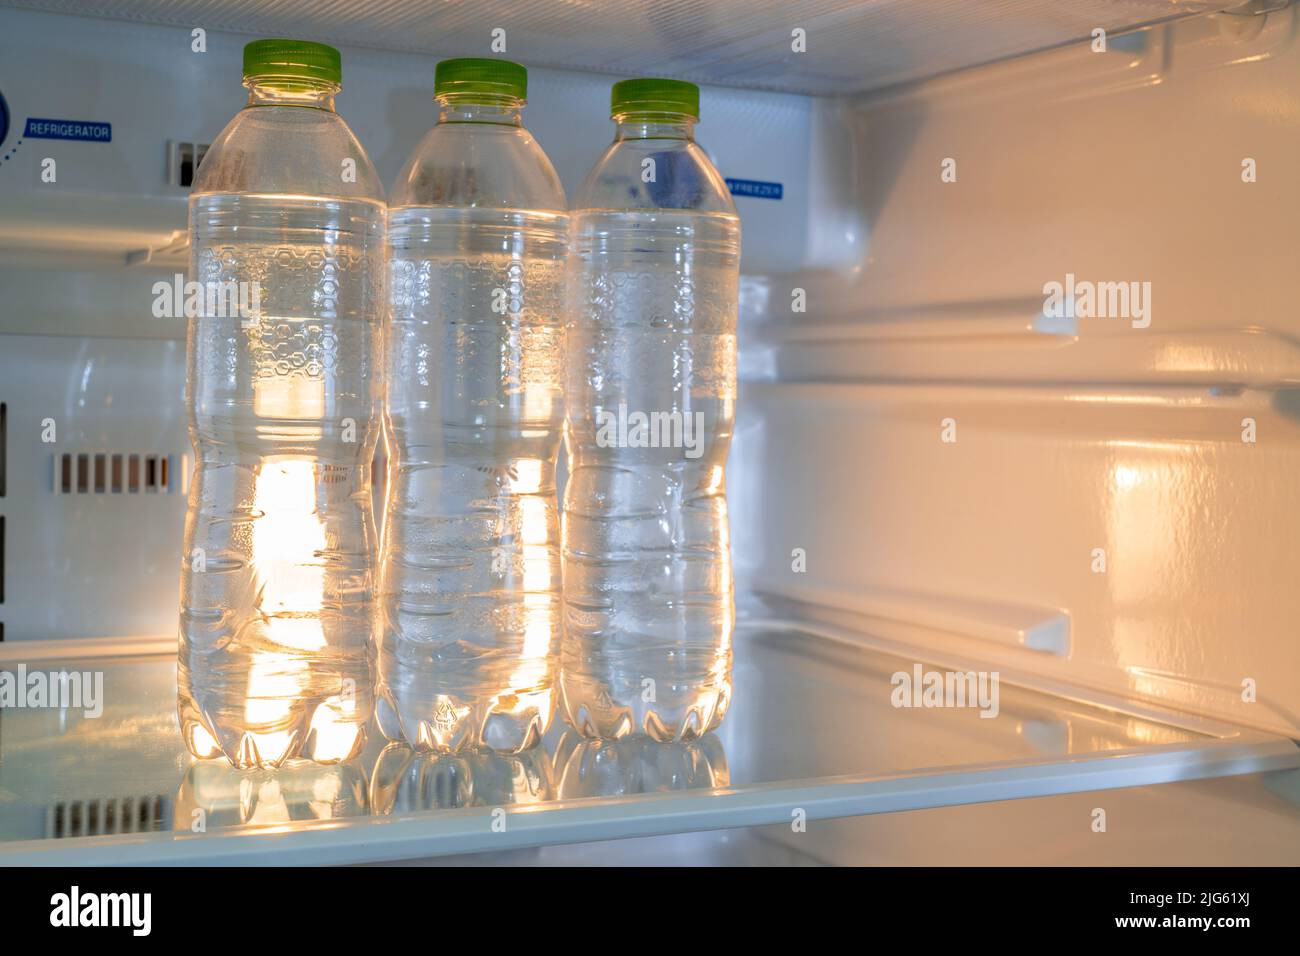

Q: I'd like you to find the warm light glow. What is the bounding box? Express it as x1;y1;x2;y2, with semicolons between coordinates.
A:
523;382;554;424
704;464;725;494
513;458;543;496
707;494;734;718
249;460;327;653
308;693;362;762
243;777;292;826
187;721;222;759
253;371;325;420
241;456;364;761
242;651;307;760
243;342;330;754
502;474;556;730
1112;463;1142;492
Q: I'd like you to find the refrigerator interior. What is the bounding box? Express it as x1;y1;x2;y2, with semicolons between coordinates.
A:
0;0;1297;864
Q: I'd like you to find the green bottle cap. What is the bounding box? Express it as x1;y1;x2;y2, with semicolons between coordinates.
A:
610;78;699;118
434;58;528;100
243;38;342;86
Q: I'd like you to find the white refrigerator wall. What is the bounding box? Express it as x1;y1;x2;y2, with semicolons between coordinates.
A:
0;9;810;639
0;9;813;273
1;5;1298;741
737;8;1300;737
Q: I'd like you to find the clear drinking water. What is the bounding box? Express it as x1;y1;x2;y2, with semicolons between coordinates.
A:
562;80;739;741
178;41;385;770
378;59;567;753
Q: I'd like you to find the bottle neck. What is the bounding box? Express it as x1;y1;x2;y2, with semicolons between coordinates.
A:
245;78;339;111
613;113;697;141
436;93;523;126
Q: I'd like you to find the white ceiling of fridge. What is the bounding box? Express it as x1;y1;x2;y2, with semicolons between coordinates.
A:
0;0;1229;94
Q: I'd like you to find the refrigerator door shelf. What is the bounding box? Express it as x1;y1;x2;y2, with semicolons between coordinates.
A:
0;623;1294;865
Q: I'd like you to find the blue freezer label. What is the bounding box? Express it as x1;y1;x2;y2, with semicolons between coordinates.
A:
23;117;112;142
726;177;783;200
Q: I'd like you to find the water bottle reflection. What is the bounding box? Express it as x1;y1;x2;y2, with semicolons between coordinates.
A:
369;742;554;813
174;758;369;830
553;732;729;799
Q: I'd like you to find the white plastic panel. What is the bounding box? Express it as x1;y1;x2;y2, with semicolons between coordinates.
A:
763;771;1300;866
0;335;188;640
0;0;1226;95
731;8;1300;736
0;8;811;274
374;770;1300;865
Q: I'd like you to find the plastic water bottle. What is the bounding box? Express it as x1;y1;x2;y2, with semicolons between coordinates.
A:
563;79;739;741
379;59;567;753
179;40;385;769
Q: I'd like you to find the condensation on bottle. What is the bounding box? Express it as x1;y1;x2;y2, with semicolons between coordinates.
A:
378;58;567;753
562;79;739;742
178;40;385;769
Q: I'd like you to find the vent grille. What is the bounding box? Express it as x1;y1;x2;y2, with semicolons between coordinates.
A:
47;795;171;839
53;452;186;495
167;139;210;189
